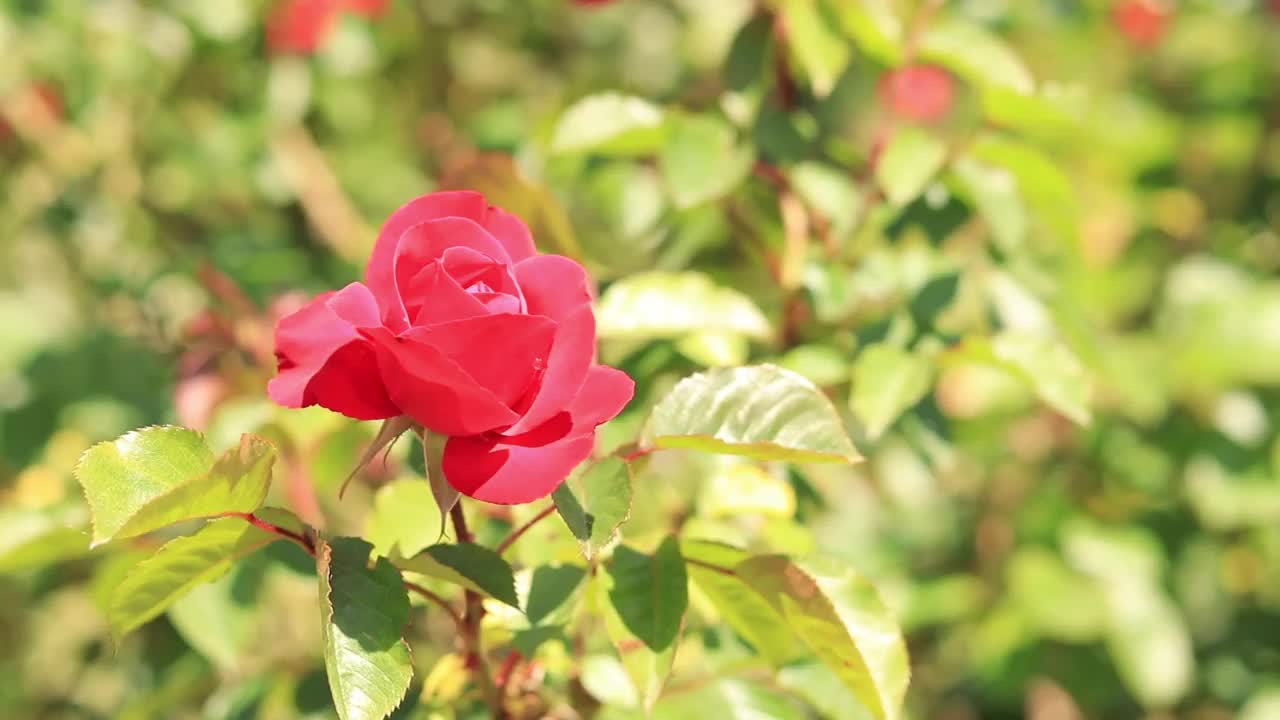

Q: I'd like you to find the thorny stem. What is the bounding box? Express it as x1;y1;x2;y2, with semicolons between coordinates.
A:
451;504;505;716
496;505;556;556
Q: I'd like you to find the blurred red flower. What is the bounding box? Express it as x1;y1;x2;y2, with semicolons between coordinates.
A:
879;65;954;124
1112;0;1171;47
267;0;388;55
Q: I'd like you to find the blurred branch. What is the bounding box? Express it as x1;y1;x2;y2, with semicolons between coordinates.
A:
451;504;505;716
271;126;374;264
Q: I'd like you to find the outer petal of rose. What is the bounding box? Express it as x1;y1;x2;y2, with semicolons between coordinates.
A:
514;254;592;323
365;326;519;436
482;206;537;263
268;282;398;419
404;313;556;409
441;365;636;504
505;304;594;435
366;191;488;329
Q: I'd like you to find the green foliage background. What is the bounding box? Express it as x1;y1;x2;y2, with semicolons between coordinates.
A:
2;0;1280;718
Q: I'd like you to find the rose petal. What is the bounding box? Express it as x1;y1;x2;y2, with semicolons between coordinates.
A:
367;191;488;330
483;205;537;263
439;246;524;309
406;313;556;409
514;254;592;323
441;365;635;504
365;326;520;436
405;261;489;326
268;282;399;419
505;304;594;434
396;217;512;296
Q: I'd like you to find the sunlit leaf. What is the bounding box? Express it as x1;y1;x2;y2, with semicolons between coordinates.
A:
642;364;861;463
779;0;851;97
875;127;947;208
552;457;632;559
660;113;754;209
595;271;772;342
918;18;1033;95
849;344;934;440
836;0;904;66
318;537;413;720
682;540;807;666
0;504;92;573
653;678;806;719
525;564;587;625
551;93;667;156
76;426;215;546
735;555;909;720
108;511;299;640
699;461;797;518
112;434;275;544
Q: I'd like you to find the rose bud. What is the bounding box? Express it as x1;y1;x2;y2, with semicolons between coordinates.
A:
268;192;635;504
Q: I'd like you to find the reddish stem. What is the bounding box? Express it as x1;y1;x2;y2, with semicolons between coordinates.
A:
226;511;315;555
404;580;464;627
496;505;555;556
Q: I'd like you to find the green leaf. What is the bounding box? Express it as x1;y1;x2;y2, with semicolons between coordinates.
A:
849;344;934;440
875;127;948;207
682;540;807;666
552;457;632;559
581;654;639;709
779;0;851;97
108;512;296;640
1103;583;1193;708
660;113;755;209
699;461;797;519
525;564;587;625
602;582;680;712
318;537;413;720
724;13;773;91
990;333;1091;426
0;504;92;573
951;156;1027;253
835;0;904;66
653;679;806;720
969;134;1076;240
918;18;1033;95
790;162;864;240
395;543;519;608
512;625;568;657
735;555;909;720
595;271;772;342
550;93;667;156
75;426;215;546
606;537;688;652
366;479;445;559
112;434;275;544
641;364;861;463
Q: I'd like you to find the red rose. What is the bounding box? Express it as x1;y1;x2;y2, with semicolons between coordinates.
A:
267;0;387;55
268;192;635;504
879;65;954;124
1111;0;1170;47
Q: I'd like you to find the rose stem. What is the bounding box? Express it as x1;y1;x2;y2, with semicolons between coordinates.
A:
495;504;555;556
450;503;505;715
225;512;465;631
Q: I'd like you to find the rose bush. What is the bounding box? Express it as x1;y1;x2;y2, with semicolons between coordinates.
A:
268;191;634;504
